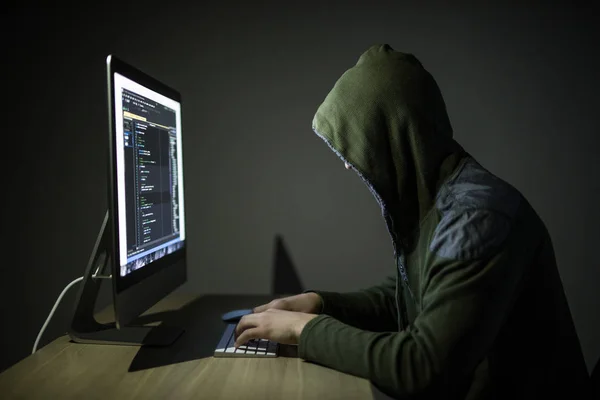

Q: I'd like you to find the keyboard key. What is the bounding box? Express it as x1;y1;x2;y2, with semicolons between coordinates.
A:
257;340;268;352
246;340;258;352
267;342;278;356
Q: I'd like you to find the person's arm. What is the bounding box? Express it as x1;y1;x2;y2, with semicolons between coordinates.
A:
298;211;534;398
304;275;398;332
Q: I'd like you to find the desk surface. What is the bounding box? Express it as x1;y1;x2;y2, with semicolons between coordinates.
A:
0;293;375;399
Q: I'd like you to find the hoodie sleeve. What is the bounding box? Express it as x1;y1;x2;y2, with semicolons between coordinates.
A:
304;275;398;332
298;212;534;398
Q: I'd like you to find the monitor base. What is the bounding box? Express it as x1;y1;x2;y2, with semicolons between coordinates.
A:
68;211;184;348
70;323;184;346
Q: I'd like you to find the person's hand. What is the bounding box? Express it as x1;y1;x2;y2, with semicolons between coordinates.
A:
234;309;318;347
253;292;323;314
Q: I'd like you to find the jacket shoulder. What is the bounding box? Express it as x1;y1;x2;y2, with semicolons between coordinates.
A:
430;158;522;261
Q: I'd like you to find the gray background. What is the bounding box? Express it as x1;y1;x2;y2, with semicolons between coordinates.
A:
2;1;599;375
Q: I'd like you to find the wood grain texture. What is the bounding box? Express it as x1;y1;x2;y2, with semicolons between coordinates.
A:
0;293;374;399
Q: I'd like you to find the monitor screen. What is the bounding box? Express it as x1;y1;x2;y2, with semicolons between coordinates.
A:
112;73;185;277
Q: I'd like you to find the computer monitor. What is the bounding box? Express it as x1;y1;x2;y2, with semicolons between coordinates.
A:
68;55;187;346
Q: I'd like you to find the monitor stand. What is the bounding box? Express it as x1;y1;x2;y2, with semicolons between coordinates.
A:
68;211;184;346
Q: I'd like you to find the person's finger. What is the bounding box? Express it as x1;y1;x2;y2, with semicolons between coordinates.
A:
253;297;289;313
235;313;260;339
234;327;263;348
252;303;270;313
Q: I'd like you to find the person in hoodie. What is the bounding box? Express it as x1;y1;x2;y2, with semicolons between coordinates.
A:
234;44;591;399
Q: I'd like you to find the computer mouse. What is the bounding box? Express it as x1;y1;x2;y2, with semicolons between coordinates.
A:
221;309;253;323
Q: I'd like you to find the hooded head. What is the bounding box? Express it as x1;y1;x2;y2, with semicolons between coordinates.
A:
313;44;466;253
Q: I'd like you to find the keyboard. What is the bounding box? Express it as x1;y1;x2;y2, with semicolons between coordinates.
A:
214;323;279;358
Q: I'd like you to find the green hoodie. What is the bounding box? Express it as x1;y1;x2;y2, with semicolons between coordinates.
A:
297;44;590;399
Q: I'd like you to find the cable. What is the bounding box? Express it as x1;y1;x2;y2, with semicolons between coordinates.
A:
32;276;84;354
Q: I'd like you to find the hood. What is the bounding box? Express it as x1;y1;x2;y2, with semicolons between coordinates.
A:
312;44;467;253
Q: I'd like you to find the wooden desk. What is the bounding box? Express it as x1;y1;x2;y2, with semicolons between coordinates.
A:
0;293;376;399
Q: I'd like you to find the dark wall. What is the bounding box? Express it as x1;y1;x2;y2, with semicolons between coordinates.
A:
2;2;599;374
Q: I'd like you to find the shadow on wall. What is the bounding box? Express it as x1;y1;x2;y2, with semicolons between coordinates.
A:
592;357;599;399
272;234;304;296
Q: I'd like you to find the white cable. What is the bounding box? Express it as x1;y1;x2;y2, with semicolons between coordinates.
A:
32;276;84;354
